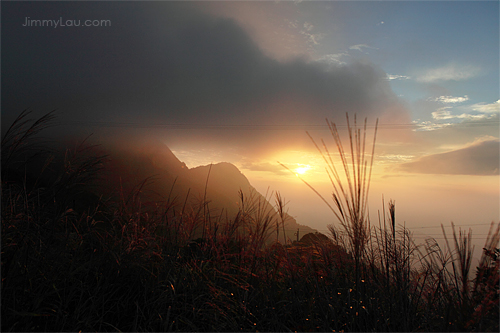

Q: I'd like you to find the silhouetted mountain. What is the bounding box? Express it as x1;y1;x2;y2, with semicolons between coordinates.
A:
97;136;316;242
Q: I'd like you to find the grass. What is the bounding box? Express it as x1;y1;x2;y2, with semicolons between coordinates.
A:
2;111;499;331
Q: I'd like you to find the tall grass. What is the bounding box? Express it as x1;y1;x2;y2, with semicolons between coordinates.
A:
1;109;56;170
2;111;499;331
283;114;378;325
286;113;499;331
319;115;377;288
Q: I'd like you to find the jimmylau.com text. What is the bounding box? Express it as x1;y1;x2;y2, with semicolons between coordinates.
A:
22;17;111;28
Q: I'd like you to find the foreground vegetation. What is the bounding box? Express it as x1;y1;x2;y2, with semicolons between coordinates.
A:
2;111;499;332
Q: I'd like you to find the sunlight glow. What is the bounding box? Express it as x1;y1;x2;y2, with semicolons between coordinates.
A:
295;164;311;175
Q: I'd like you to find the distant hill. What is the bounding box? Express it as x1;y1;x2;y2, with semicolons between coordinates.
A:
97;136;317;243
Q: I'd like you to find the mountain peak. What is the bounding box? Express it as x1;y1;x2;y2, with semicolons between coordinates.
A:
97;140;317;241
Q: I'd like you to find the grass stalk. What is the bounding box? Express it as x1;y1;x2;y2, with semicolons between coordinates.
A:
3;110;499;332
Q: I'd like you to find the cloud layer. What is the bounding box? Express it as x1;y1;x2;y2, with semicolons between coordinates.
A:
415;63;481;83
3;1;409;158
399;139;499;175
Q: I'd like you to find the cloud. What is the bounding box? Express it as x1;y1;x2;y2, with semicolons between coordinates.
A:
399;139;499;175
416;63;481;83
316;52;349;66
199;1;312;61
431;107;454;120
379;154;415;163
471;100;500;113
300;27;325;45
386;74;411;80
428;97;499;123
2;1;410;158
303;22;314;32
431;107;492;122
240;161;287;175
412;121;454;132
349;44;378;52
428;95;469;104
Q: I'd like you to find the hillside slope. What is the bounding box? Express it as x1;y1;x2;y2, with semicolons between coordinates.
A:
98;137;316;242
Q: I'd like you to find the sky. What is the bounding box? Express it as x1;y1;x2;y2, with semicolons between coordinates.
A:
2;1;499;256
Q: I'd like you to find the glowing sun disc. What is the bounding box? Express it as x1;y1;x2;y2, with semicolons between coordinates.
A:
295;165;311;175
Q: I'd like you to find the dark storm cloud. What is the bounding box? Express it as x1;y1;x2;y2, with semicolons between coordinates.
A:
399;139;500;176
2;1;407;153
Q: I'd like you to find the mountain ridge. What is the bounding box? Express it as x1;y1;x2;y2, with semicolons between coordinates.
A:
97;137;317;242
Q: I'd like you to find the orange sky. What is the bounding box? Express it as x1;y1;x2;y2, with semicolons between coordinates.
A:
172;120;499;267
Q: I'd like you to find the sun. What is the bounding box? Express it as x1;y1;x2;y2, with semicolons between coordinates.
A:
295;164;311;175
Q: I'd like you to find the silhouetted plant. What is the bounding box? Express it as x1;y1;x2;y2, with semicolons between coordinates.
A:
3;110;500;332
1;109;56;171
